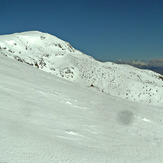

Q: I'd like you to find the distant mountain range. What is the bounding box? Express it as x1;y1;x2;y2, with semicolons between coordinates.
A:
116;59;163;75
0;31;163;105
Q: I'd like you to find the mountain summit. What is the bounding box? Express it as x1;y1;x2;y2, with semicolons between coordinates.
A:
0;31;163;105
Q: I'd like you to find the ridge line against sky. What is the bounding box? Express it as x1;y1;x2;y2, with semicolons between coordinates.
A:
0;0;163;61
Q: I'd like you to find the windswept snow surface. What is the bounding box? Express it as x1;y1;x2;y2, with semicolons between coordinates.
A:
0;55;163;163
0;31;163;106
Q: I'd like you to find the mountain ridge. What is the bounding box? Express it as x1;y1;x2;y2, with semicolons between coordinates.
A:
0;31;163;105
1;49;163;163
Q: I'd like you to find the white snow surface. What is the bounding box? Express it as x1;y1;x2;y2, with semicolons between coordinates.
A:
0;54;163;162
0;31;163;106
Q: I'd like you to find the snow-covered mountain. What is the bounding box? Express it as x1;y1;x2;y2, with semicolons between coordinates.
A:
0;31;163;105
1;54;163;163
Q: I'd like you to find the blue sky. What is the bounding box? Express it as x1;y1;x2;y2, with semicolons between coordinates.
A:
0;0;163;61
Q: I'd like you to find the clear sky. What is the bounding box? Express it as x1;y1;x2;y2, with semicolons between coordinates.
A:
0;0;163;61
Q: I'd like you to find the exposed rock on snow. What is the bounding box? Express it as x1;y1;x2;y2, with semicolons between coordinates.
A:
0;31;163;105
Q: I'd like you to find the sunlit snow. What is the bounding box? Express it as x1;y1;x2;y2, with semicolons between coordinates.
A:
0;54;163;163
0;31;163;106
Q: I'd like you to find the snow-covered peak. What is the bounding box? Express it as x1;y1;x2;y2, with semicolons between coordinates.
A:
0;31;163;105
1;50;163;163
0;31;77;53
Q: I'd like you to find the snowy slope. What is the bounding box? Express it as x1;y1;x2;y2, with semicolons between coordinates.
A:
1;55;163;163
0;31;163;105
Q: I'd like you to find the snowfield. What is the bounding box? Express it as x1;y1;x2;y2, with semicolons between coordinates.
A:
0;54;163;163
0;31;163;162
0;31;163;106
